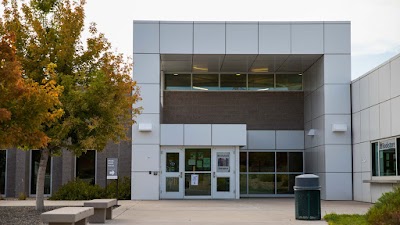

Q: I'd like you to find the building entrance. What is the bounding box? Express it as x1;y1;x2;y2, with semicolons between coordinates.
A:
161;147;237;199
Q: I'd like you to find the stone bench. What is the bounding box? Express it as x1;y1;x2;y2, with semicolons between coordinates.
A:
83;199;118;223
41;207;94;225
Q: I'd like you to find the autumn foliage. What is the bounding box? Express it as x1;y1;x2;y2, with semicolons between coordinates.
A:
0;35;63;149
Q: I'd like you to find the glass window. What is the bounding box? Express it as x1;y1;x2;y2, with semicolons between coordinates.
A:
372;142;378;176
275;74;302;91
166;177;179;192
372;139;398;176
0;150;6;195
248;174;275;194
31;150;51;195
184;173;211;196
192;74;219;91
76;151;96;185
166;153;179;172
277;152;288;172
248;74;274;91
398;139;400;176
165;74;191;90
185;149;211;172
289;152;303;172
240;174;247;195
277;174;296;194
240;152;247;172
217;177;230;192
220;74;247;90
248;152;275;172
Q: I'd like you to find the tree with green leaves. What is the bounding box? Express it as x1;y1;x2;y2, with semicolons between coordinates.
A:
0;0;141;211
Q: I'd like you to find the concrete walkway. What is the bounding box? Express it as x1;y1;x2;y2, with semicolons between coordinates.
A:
0;199;373;225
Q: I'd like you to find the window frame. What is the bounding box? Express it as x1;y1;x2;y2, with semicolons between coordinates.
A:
75;150;97;185
371;137;399;177
29;150;53;196
0;150;7;196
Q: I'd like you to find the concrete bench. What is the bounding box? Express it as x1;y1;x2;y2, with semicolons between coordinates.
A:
41;207;94;225
83;199;117;223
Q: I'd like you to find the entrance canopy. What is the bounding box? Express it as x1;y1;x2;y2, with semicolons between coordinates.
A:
161;54;322;73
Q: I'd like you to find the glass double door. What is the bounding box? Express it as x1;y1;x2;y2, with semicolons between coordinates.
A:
161;147;236;199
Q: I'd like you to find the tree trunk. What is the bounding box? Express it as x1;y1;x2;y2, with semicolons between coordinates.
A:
36;148;49;211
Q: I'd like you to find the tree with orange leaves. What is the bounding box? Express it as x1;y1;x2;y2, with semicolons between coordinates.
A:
1;0;141;211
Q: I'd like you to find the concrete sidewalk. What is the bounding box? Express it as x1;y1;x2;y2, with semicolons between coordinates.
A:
0;199;373;225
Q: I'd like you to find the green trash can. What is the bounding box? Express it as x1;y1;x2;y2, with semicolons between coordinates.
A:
294;174;321;220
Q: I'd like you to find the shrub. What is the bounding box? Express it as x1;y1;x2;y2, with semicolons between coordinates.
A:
49;179;105;200
105;177;131;200
18;192;27;200
366;187;400;225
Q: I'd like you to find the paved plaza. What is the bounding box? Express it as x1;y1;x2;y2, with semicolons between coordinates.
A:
0;198;373;225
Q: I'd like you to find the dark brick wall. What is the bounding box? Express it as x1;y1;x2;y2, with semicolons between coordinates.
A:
15;150;30;197
5;149;16;197
51;155;63;194
162;91;304;130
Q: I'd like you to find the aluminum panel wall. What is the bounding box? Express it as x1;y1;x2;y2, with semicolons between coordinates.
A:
291;23;323;54
378;63;391;102
194;22;225;54
390;56;400;98
160;23;193;54
258;23;290;54
276;131;304;149
133;22;160;54
131;171;159;200
211;124;246;146
247;130;276;149
132;114;160;145
184;124;212;146
132;145;160;171
137;84;160;114
323;23;351;54
226;23;258;54
160;124;184;146
324;55;351;84
133;54;160;84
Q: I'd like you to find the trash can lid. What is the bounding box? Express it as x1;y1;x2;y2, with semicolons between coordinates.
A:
295;174;320;188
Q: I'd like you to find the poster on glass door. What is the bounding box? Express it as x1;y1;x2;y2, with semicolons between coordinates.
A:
217;152;230;172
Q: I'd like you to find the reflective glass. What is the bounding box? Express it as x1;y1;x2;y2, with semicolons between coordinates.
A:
185;173;211;196
165;74;191;90
379;149;396;176
166;177;179;192
185;149;211;172
248;152;275;172
277;174;296;194
275;74;302;90
166;153;179;172
240;174;247;194
276;152;288;172
220;74;246;90
31;150;51;195
372;142;378;176
248;174;275;194
217;177;230;192
76;151;96;185
248;74;274;91
289;152;303;172
0;150;6;195
240;152;247;172
193;74;219;90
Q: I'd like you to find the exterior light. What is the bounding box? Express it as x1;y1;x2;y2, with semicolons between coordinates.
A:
298;73;303;76
236;73;241;76
173;73;178;76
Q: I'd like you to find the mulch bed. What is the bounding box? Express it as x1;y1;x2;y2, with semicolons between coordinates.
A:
0;206;62;225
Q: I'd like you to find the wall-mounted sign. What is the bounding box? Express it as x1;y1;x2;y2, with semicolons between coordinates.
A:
217;152;230;172
379;139;396;150
107;158;118;180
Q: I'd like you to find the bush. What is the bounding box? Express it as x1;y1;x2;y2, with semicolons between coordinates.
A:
49;179;105;200
324;213;367;225
105;177;131;200
366;187;400;225
18;192;27;200
49;177;131;200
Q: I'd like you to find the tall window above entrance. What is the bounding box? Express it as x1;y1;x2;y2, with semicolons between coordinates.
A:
164;73;302;91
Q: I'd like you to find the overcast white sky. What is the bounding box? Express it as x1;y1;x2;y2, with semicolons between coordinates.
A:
3;0;400;79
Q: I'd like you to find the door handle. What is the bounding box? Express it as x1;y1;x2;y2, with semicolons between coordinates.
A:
213;172;216;178
179;172;182;178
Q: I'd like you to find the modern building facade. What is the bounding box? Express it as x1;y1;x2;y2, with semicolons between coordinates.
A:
131;21;352;200
1;20;398;203
351;54;400;203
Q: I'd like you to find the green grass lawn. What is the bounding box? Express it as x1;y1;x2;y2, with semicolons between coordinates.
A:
324;213;368;225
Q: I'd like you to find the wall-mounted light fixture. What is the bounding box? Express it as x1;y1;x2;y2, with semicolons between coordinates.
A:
307;129;316;136
332;124;347;132
138;123;152;132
